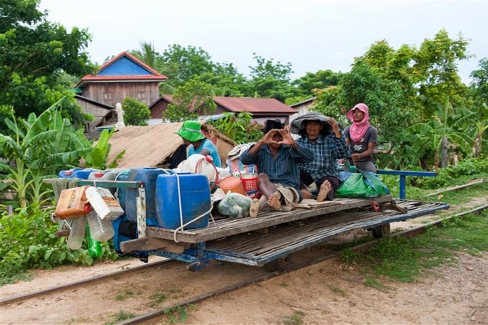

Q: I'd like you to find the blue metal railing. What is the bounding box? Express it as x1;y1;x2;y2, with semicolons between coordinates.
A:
376;170;437;199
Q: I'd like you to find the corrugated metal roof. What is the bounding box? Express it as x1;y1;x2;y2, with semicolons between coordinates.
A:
213;97;296;114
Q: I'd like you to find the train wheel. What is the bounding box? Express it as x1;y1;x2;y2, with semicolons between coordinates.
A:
267;255;292;272
372;223;391;239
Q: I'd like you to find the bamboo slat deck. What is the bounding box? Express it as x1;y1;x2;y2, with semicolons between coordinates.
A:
146;195;397;243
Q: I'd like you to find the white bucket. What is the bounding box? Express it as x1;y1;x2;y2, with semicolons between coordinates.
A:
176;154;217;183
85;186;124;220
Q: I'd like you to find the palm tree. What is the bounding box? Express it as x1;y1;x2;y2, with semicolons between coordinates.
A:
130;41;161;70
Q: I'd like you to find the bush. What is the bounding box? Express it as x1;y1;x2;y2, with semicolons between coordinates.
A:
0;206;117;284
122;97;150;126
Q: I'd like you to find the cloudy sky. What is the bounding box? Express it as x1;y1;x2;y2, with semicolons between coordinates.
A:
39;0;487;84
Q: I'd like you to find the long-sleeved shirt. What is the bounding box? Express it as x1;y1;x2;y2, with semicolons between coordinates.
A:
296;134;349;180
240;143;314;196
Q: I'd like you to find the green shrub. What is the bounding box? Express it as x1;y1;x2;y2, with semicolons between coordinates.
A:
0;206;117;285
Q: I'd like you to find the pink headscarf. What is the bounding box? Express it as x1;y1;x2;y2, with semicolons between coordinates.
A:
346;103;370;142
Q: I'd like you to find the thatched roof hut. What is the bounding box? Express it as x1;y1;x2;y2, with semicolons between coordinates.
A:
106;122;237;168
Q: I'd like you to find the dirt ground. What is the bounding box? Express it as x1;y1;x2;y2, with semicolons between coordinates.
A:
2;198;487;325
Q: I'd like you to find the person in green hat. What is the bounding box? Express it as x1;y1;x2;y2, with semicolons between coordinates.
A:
175;121;222;167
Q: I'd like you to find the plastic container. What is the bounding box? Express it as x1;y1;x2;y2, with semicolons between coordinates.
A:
219;176;246;196
114;170;130;211
67;216;87;250
86;225;102;258
125;168;167;225
54;186;90;219
58;168;93;179
85;186;124;220
241;173;259;196
87;212;115;241
155;173;211;230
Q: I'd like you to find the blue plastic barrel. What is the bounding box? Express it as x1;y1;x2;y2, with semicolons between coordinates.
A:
124;168;166;225
114;170;129;211
155;173;211;230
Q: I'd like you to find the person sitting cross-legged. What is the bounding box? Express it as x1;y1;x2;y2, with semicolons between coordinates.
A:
240;119;314;216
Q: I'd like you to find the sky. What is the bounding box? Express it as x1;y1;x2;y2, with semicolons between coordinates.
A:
39;0;488;85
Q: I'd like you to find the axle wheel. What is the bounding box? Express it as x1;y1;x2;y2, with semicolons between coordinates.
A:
372;223;391;239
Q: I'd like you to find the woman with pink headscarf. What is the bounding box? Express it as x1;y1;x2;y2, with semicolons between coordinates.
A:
343;103;378;172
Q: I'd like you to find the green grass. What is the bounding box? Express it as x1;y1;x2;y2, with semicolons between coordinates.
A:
115;289;135;301
103;310;136;325
283;310;305;325
340;210;488;285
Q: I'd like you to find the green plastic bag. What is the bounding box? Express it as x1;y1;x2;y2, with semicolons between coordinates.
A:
336;171;390;198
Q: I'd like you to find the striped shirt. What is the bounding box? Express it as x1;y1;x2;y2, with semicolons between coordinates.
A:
240;144;314;194
296;134;349;180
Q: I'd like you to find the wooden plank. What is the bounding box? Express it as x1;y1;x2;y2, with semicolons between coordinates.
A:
204;200;449;262
146;195;394;243
120;237;190;254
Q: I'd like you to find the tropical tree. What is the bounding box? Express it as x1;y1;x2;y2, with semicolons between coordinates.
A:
413;29;472;119
292;69;344;95
0;0;96;125
160;45;216;90
130;41;161;70
470;58;488;108
162;79;216;122
247;54;298;102
0;100;93;207
407;99;474;169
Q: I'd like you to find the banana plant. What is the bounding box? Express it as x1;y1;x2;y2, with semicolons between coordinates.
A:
0;99;93;207
407;98;474;168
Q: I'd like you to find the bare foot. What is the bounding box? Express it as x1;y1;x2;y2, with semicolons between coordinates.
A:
268;192;281;210
316;180;331;202
301;189;314;199
250;198;260;217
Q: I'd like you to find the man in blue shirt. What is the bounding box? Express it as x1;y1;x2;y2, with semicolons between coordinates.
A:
175;120;222;167
240;120;313;215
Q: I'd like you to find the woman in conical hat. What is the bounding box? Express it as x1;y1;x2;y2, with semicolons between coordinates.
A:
291;112;349;202
343;103;378;173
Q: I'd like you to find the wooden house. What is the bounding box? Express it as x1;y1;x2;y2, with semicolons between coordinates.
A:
74;52;167;136
75;51;167;107
149;95;297;126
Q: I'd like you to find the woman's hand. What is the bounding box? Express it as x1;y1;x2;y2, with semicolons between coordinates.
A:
328;118;341;137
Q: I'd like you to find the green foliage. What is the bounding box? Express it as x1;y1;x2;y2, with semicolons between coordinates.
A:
122;97;150;126
0;0;96;121
104;310;136;325
163;305;198;324
160;45;216;89
210;112;262;144
0;207;116;285
81;129;114;169
0;100;93;207
470;58;488;108
130;41;160;70
248;54;298;102
292;69;343;95
339;210;488;284
414;156;488;189
163;79;216;122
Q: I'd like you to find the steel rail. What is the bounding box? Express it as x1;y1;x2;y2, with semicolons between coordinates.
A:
118;204;488;325
0;259;175;306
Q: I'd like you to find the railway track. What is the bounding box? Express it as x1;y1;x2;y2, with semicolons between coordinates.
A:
118;204;488;325
2;203;486;325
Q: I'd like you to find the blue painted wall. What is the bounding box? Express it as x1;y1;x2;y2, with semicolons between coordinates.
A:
98;57;152;76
